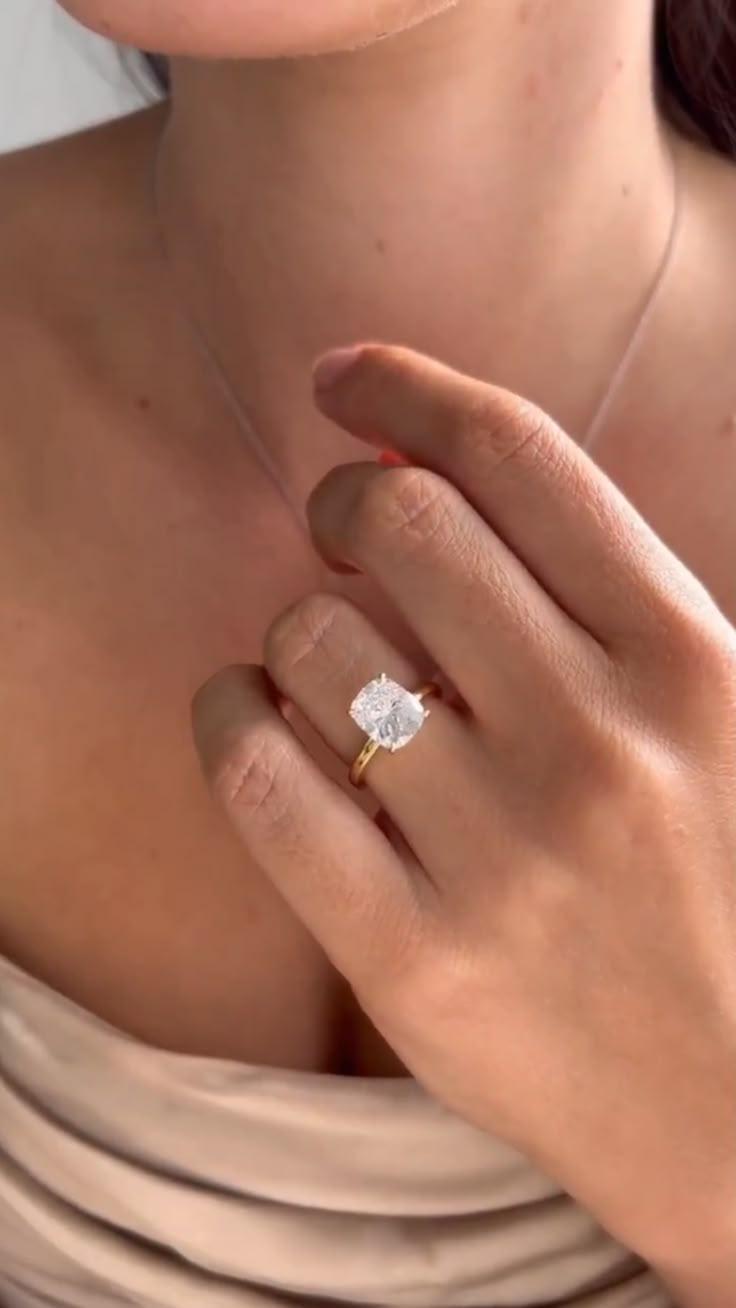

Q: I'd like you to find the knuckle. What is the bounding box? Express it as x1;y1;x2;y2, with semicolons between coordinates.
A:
351;466;457;558
389;468;457;545
265;592;343;682
581;717;633;790
560;690;640;795
564;674;622;758
543;660;628;785
576;715;689;831
666;599;736;689
210;725;296;826
611;735;689;839
465;394;553;473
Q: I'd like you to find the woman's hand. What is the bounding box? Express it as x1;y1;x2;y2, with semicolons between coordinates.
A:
192;345;736;1303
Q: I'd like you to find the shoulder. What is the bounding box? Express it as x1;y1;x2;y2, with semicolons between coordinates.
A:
0;106;162;326
0;108;163;466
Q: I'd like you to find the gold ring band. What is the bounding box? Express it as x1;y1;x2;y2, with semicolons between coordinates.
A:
349;681;442;788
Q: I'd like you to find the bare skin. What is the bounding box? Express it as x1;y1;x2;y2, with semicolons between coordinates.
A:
0;110;423;1071
0;1;735;1075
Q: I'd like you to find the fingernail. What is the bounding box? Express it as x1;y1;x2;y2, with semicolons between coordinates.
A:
313;346;363;392
378;449;410;467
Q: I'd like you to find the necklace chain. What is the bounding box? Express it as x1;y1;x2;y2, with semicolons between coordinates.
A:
151;125;682;536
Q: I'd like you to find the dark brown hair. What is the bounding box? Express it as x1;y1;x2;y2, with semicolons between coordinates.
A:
146;3;736;159
656;0;736;156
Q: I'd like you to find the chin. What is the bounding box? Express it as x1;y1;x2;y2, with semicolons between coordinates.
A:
57;0;457;58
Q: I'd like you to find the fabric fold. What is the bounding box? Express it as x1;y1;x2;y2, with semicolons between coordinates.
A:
0;955;671;1307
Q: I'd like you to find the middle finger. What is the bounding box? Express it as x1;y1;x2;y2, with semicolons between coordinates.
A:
307;461;603;729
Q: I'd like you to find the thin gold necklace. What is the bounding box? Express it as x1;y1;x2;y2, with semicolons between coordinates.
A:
151;126;682;534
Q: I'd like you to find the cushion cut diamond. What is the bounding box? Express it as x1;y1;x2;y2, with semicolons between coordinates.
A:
349;674;428;752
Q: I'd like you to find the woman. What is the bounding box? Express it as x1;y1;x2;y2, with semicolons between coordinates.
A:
0;1;734;1304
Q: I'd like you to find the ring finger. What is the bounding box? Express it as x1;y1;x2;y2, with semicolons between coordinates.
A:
263;589;503;886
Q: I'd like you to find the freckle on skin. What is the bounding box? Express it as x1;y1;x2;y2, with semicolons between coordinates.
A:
375;237;387;255
523;72;540;102
621;182;632;198
615;57;624;72
719;412;736;436
517;1;531;24
136;395;152;412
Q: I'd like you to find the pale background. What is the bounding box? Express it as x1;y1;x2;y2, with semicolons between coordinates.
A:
0;0;151;152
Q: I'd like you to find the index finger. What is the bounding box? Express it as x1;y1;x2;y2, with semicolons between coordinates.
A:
313;344;709;647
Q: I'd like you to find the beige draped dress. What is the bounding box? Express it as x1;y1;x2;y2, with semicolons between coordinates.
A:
0;954;671;1307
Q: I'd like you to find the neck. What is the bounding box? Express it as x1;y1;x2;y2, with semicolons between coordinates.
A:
157;0;674;496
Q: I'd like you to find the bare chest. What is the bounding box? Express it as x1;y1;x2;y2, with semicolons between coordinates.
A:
0;355;733;1073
